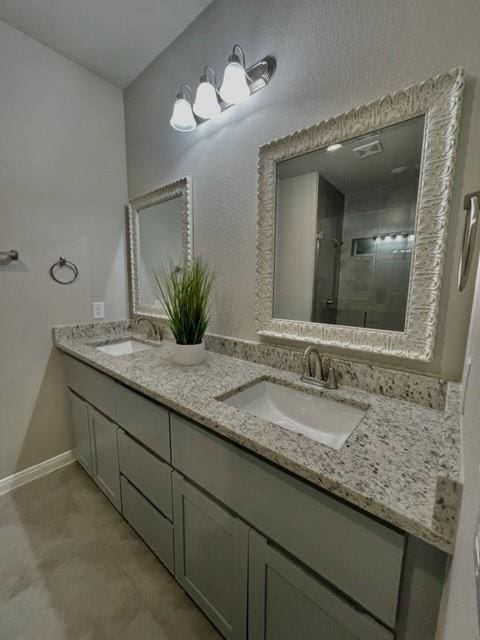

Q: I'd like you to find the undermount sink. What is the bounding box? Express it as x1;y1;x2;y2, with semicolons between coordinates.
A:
223;381;366;450
95;339;153;356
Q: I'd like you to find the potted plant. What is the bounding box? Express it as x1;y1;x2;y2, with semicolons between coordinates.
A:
155;258;214;365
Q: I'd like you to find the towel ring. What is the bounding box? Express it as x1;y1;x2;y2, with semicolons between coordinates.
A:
49;257;78;285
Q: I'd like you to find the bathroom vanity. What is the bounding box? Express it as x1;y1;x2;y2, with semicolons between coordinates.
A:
55;323;461;640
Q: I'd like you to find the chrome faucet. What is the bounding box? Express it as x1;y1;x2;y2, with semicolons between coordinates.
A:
135;316;162;341
301;346;338;389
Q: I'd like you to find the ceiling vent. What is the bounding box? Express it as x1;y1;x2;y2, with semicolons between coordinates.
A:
353;139;383;159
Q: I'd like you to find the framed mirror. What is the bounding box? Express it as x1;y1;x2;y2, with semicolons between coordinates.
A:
256;68;464;361
127;177;193;319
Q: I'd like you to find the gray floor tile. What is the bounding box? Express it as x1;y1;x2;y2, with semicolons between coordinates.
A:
0;464;221;640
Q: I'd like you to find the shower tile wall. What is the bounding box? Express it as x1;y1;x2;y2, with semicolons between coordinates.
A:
337;180;418;331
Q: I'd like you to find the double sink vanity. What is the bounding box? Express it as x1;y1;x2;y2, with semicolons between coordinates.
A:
55;68;466;640
54;321;461;640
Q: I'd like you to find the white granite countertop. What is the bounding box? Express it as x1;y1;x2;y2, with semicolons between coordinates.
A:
54;324;462;554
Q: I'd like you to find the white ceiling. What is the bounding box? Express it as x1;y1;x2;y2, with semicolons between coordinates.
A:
0;0;212;88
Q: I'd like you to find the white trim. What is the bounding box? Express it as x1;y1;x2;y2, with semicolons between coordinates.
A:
0;450;76;496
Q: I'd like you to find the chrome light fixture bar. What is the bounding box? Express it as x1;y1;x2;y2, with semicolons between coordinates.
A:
170;45;276;132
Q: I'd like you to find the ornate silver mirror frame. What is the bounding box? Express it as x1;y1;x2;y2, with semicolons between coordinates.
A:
127;176;193;320
256;68;464;361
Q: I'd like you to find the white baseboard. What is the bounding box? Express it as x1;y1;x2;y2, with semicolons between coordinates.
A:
0;450;76;496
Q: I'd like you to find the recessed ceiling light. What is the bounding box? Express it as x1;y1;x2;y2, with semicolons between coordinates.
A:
327;143;342;152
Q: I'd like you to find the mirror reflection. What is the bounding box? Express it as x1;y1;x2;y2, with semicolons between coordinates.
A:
138;196;183;307
274;116;425;332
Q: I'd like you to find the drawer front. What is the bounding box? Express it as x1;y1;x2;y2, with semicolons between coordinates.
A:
64;355;117;420
121;476;174;573
171;414;405;627
118;430;173;519
116;384;171;461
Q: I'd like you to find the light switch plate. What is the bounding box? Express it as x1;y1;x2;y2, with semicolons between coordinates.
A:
92;301;105;319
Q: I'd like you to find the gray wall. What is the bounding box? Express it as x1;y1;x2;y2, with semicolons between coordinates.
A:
0;20;128;480
124;0;480;380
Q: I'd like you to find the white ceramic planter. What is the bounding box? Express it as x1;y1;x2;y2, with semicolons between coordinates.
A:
172;341;206;366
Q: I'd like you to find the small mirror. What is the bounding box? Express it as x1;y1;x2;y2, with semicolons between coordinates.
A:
274;116;424;332
128;177;192;319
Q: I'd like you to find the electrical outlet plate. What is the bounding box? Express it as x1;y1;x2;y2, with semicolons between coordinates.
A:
92;301;105;319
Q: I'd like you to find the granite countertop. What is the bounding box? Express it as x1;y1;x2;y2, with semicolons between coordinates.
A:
54;323;462;554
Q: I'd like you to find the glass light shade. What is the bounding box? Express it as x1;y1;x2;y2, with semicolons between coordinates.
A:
219;61;250;104
170;97;196;132
193;81;221;119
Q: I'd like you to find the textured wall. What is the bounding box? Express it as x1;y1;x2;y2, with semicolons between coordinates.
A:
0;20;128;480
124;0;480;380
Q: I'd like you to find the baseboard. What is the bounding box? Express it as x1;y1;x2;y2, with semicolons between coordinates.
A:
0;450;76;496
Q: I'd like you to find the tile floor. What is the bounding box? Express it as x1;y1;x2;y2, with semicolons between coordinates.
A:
0;463;221;640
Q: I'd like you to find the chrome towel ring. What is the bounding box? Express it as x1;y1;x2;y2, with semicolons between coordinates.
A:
49;257;79;285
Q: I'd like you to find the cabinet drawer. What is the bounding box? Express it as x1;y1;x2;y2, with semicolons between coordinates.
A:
64;355;117;420
118;430;173;519
171;414;405;627
121;476;174;573
116;384;170;461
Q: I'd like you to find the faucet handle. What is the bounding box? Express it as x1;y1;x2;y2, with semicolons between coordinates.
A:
324;359;338;389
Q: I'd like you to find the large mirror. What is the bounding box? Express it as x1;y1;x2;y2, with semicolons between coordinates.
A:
257;69;464;361
128;177;192;319
274;116;424;333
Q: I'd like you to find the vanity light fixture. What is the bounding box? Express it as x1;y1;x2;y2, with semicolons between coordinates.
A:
327;143;343;152
170;84;196;132
170;45;276;132
193;67;221;120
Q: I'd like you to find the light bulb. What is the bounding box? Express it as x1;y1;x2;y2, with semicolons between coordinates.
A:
220;61;250;104
193;80;221;120
170;97;196;132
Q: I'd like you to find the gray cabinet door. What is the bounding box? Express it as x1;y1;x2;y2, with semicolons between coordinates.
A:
68;391;93;475
89;406;121;510
249;530;393;640
172;472;248;640
69;391;92;475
